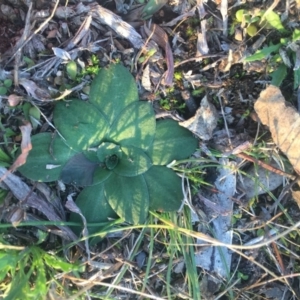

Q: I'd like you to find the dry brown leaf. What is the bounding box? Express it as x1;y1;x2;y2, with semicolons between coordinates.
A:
90;4;143;49
179;95;218;140
47;29;58;39
254;85;300;173
8;94;23;107
19;78;51;101
237;160;284;200
0;167;81;245
12;123;32;172
143;24;174;86
292;190;300;209
0;123;32;183
196;20;209;56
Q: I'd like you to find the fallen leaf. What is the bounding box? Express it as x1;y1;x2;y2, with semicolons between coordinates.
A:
90;4;143;49
196;20;209;56
52;47;72;60
195;159;235;290
0;123;32;183
143;24;174;86
179;95;218;140
19;78;51;101
54;6;76;19
0;167;81;246
142;64;151;92
254;85;300;173
292;190;300;209
66;194;90;259
12;123;32;172
238;160;284;200
47;29;57;39
8;94;23;107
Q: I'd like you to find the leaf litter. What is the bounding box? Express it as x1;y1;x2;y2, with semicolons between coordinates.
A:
255;85;300;174
0;0;300;298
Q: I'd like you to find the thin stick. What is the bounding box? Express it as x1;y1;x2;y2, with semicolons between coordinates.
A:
5;0;60;66
236;152;296;180
14;2;32;86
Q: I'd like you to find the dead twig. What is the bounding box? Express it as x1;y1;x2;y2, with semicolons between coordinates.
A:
6;0;60;67
236;152;297;180
13;2;32;86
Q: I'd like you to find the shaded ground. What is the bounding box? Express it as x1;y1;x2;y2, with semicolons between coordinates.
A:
0;0;300;299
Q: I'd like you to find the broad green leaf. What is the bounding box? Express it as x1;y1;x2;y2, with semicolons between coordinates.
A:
54;100;109;151
114;146;152;177
61;151;111;185
22;102;31;121
292;29;300;42
89;64;139;125
147;119;198;165
23;56;35;68
82;149;99;162
4;79;12;88
69;184;117;235
97;142;122;163
270;64;287;86
143;166;183;211
0;86;7;95
92;166;112;185
249;16;260;24
109;102;156;150
294;68;300;90
29;106;41;130
61;153;98;186
244;44;281;62
141;0;168;20
235;9;245;22
105;173;149;224
246;24;257;37
66;60;77;80
293;51;300;89
263;11;285;31
18;133;76;182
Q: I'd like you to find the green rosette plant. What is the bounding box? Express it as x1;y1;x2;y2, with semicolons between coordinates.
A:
19;64;198;229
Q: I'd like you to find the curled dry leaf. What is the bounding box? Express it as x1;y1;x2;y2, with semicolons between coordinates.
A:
292;190;300;209
237;160;284;200
179;95;218;140
143;23;174;86
8;94;23;106
0;122;32;183
54;6;76;19
14;123;33;171
196;20;209;56
19;78;51;101
195;159;235;288
66;194;90;258
47;29;58;39
0;167;81;245
142;64;151;92
90;4;144;49
254;85;300;173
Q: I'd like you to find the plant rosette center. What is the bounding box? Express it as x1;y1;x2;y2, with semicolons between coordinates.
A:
19;64;198;231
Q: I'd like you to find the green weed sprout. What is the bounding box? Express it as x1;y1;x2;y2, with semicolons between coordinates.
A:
19;64;198;230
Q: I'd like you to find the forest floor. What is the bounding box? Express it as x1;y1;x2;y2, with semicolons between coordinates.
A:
0;0;300;299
